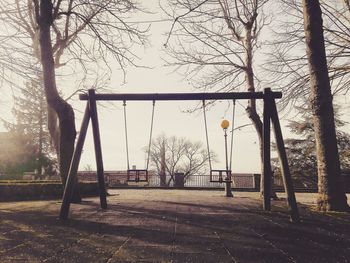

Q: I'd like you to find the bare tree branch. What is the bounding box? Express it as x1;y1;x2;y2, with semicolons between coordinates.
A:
148;134;216;185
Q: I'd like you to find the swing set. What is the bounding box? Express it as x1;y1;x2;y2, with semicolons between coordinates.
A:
122;100;155;182
121;97;236;185
203;99;237;184
59;88;300;222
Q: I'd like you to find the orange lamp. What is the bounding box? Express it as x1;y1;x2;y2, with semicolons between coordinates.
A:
221;119;230;130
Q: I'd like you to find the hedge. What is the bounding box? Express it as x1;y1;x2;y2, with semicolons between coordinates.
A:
0;182;100;202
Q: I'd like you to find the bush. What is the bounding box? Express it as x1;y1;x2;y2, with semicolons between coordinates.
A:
0;182;99;201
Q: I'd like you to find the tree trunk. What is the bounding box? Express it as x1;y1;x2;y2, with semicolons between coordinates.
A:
302;0;348;211
160;140;166;187
38;89;44;179
38;0;80;201
243;26;268;196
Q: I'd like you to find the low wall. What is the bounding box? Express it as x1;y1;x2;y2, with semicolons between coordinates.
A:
0;182;99;202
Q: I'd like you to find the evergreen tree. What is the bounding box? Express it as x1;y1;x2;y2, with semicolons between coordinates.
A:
0;130;37;178
273;106;350;188
5;80;56;178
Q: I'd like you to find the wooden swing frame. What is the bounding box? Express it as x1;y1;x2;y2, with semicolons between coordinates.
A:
59;88;300;222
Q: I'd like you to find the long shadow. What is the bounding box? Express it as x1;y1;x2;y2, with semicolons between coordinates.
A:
1;208;288;262
1;196;350;262
95;199;350;255
72;199;350;250
73;196;350;237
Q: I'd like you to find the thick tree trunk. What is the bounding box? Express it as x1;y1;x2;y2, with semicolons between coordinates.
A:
38;0;80;201
302;0;348;211
37;91;43;179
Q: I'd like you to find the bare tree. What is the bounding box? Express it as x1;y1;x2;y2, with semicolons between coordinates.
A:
161;0;270;191
302;0;348;211
148;134;215;186
0;1;147;190
265;0;350;107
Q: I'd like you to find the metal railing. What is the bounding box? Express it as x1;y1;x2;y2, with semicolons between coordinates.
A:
78;171;258;189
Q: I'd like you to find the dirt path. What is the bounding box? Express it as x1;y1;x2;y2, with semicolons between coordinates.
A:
0;190;349;262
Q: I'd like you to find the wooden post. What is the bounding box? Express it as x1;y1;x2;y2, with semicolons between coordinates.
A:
270;100;300;222
60;102;91;220
263;88;272;211
88;89;107;209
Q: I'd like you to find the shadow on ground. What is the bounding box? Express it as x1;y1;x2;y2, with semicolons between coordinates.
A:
0;190;349;262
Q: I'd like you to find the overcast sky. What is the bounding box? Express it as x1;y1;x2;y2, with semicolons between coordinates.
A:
77;1;265;173
77;1;350;174
1;1;349;174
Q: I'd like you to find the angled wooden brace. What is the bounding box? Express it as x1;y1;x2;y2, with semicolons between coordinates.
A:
269;96;300;223
60;89;107;220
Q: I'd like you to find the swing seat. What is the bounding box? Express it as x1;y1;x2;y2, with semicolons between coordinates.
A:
210;170;232;183
127;169;148;182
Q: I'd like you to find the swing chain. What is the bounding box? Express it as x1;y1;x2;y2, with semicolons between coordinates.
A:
202;100;213;172
123;100;130;170
203;99;236;178
229;100;236;171
146;100;156;170
123;100;155;173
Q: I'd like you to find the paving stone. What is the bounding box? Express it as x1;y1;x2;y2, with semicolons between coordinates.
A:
0;190;349;262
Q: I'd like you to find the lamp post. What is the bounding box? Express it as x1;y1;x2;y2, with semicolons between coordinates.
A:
221;120;233;197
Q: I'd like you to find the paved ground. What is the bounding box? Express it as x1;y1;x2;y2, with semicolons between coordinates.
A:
0;190;349;263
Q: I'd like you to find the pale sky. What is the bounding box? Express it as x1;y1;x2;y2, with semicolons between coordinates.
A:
77;1;264;173
1;1;349;174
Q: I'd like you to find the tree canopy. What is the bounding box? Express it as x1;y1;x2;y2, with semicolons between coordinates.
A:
273;106;350;188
